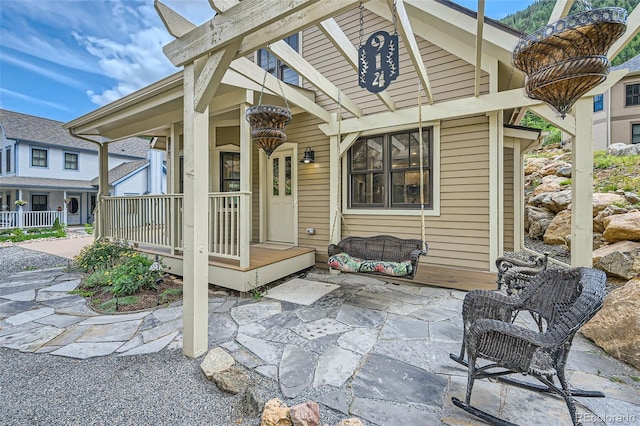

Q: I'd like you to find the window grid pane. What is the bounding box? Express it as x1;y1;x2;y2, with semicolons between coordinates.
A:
593;94;604;112
32;149;47;167
31;195;47;211
627;84;640;106
65;153;78;170
632;124;640;144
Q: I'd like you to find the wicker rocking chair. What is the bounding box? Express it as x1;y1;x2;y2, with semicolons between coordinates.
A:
450;268;607;426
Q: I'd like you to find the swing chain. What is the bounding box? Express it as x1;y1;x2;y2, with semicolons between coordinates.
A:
359;0;365;47
392;0;398;35
259;46;290;110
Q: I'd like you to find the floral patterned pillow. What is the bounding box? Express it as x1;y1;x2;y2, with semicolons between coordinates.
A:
328;252;364;273
328;253;413;277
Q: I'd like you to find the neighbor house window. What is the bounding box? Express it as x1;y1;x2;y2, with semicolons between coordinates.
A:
626;83;640;106
5;148;10;172
31;194;48;211
64;152;78;170
632;124;640;144
220;152;240;192
593;94;604;112
31;148;48;167
257;34;299;85
348;129;432;209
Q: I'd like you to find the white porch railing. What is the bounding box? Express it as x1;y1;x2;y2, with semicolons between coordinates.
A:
0;210;66;230
100;192;250;262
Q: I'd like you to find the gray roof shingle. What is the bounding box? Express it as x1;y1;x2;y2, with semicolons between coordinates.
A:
0;176;97;190
0;109;149;158
90;160;149;186
612;54;640;73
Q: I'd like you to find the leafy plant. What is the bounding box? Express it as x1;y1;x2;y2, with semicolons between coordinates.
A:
248;270;267;299
610;376;625;384
84;223;94;235
73;239;133;273
108;253;162;296
159;288;183;304
559;179;571;186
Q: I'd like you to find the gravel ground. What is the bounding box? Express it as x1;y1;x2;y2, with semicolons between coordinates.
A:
0;348;351;426
523;235;571;265
0;246;69;277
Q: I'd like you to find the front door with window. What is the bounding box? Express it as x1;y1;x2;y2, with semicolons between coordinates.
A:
267;150;295;244
67;194;81;225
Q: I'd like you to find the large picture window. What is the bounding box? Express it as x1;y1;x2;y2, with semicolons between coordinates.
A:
349;129;432;209
257;34;299;85
626;83;640;106
31;148;48;167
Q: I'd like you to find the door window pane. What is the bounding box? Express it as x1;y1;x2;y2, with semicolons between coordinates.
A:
272;158;279;195
69;198;79;214
285;156;292;195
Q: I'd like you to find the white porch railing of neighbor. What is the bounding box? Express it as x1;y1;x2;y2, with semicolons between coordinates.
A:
102;195;183;250
100;192;250;262
0;210;66;230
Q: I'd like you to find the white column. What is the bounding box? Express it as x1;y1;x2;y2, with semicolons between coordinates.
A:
513;140;523;252
63;190;68;226
169;123;181;254
571;97;594;267
328;127;341;245
97;143;109;239
239;103;251;268
182;62;210;358
488;111;501;271
17;189;24;229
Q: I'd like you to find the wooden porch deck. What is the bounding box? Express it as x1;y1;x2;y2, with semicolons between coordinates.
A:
138;244;316;292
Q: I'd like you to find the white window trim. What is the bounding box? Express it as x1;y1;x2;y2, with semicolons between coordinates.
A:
254;32;302;87
342;121;441;217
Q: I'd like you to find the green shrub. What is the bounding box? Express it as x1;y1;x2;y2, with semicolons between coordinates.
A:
108;253;161;296
9;229;25;242
74;239;133;273
84;223;94;235
559;179;571;186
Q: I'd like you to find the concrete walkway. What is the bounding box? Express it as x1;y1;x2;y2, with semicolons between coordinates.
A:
0;268;638;425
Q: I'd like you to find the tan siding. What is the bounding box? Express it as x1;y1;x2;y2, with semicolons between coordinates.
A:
503;146;514;252
216;126;240;145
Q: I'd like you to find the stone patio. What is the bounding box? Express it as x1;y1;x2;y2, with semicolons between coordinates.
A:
1;267;639;425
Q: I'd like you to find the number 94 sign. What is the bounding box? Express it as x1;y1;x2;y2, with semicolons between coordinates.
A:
359;30;399;94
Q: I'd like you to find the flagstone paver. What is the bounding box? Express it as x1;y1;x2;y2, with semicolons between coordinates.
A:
264;278;339;306
1;268;639;426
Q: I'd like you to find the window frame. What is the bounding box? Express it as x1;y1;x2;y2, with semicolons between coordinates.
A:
626;83;640;107
632;123;640;144
31;194;48;211
593;94;604;112
220;151;241;192
347;127;434;211
256;33;300;85
64;152;79;171
31;147;48;168
5;147;11;173
0;149;3;174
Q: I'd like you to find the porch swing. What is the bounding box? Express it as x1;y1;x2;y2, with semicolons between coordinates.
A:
327;82;428;279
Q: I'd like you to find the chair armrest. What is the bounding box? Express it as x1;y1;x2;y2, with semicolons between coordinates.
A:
410;248;424;262
328;244;343;257
462;290;519;326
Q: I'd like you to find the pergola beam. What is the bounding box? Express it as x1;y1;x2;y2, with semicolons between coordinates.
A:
194;39;242;112
547;0;574;24
388;0;433;104
229;57;332;123
608;5;640;61
154;0;196;38
208;0;240;14
339;132;362;157
527;105;576;136
474;0;485;97
318;18;396;111
268;40;363;117
164;0;320;66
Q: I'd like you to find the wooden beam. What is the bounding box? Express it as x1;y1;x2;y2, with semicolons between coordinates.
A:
388;0;433;104
194;39;242;112
155;0;196;38
268;41;363;117
608;5;640;61
318;18;396;111
229;57;331;122
527;104;576;136
339;132;362;157
164;0;319;66
474;0;485;97
547;0;574;24
208;0;239;13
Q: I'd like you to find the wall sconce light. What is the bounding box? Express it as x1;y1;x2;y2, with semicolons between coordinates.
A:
300;147;315;164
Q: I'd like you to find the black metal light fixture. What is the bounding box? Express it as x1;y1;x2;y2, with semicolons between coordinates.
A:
300;147;315;164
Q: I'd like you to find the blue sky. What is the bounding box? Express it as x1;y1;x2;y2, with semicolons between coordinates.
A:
0;0;535;123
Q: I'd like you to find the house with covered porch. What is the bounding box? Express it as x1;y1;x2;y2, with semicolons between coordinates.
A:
63;0;640;358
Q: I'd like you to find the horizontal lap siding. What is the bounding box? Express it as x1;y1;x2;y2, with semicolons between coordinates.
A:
503;147;514;252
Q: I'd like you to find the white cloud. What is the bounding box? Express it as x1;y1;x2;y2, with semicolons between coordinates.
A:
0;88;71;111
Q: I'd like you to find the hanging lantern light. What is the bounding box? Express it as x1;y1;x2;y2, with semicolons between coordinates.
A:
513;7;627;118
245;105;292;157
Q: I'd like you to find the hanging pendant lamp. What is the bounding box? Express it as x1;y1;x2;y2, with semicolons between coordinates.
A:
513;7;627;118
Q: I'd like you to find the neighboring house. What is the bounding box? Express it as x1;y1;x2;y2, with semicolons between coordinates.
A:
63;1;637;357
592;54;640;150
0;109;166;227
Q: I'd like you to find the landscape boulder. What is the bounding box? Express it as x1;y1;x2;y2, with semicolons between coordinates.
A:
212;365;249;395
200;347;235;380
602;211;640;243
592;241;640;280
526;206;556;239
624;191;640;204
607;142;640;156
529;189;571;213
592;193;627;216
540;160;571;177
336;420;365;426
543;210;572;245
289;401;320;426
581;278;640;370
531;176;571;197
261;398;292;426
594;205;629;233
524;157;548;175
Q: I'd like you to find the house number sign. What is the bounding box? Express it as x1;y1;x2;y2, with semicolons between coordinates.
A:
359;30;399;94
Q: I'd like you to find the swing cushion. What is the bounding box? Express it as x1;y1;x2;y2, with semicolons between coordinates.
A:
328;252;413;277
328;235;427;278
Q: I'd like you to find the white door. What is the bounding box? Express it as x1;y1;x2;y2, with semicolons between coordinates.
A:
67;195;81;225
267;150;295;243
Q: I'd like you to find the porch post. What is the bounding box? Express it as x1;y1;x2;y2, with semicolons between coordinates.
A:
182;62;210;358
571;97;594;267
328;122;341;245
488;111;502;272
169;123;182;255
97;143;110;239
239;102;251;268
63;191;68;226
17;189;23;229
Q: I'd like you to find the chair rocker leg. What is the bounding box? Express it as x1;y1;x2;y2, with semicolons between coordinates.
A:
451;397;518;426
449;341;466;365
496;376;605;398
